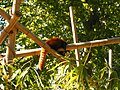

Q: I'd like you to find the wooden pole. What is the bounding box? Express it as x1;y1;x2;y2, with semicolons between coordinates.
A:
5;0;22;77
69;6;80;66
6;29;16;63
1;37;120;59
108;49;112;78
6;29;17;77
0;9;66;62
1;8;120;63
2;8;120;54
11;0;22;14
67;37;120;50
0;0;22;45
0;14;20;45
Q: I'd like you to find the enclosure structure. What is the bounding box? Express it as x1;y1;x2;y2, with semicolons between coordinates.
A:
0;0;120;75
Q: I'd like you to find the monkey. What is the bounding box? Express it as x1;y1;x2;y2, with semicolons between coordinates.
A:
38;37;67;70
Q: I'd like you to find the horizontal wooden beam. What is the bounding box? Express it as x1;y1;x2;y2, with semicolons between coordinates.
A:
67;37;120;50
0;37;120;58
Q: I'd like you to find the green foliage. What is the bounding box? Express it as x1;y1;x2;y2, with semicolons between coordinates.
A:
0;0;120;89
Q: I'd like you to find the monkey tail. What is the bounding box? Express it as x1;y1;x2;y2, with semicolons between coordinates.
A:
38;48;47;70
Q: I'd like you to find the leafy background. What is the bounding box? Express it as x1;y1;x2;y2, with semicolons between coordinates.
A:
0;0;120;89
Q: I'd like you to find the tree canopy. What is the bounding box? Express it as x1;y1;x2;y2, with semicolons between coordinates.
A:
0;0;120;89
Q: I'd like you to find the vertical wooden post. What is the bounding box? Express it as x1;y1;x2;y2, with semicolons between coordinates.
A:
69;6;80;66
11;0;22;14
108;49;112;78
6;29;17;76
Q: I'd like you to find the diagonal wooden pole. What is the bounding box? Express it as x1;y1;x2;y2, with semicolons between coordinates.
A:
0;9;65;62
0;13;20;45
0;0;22;45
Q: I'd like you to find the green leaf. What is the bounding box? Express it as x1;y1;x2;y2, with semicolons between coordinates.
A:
10;69;21;80
20;67;30;78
